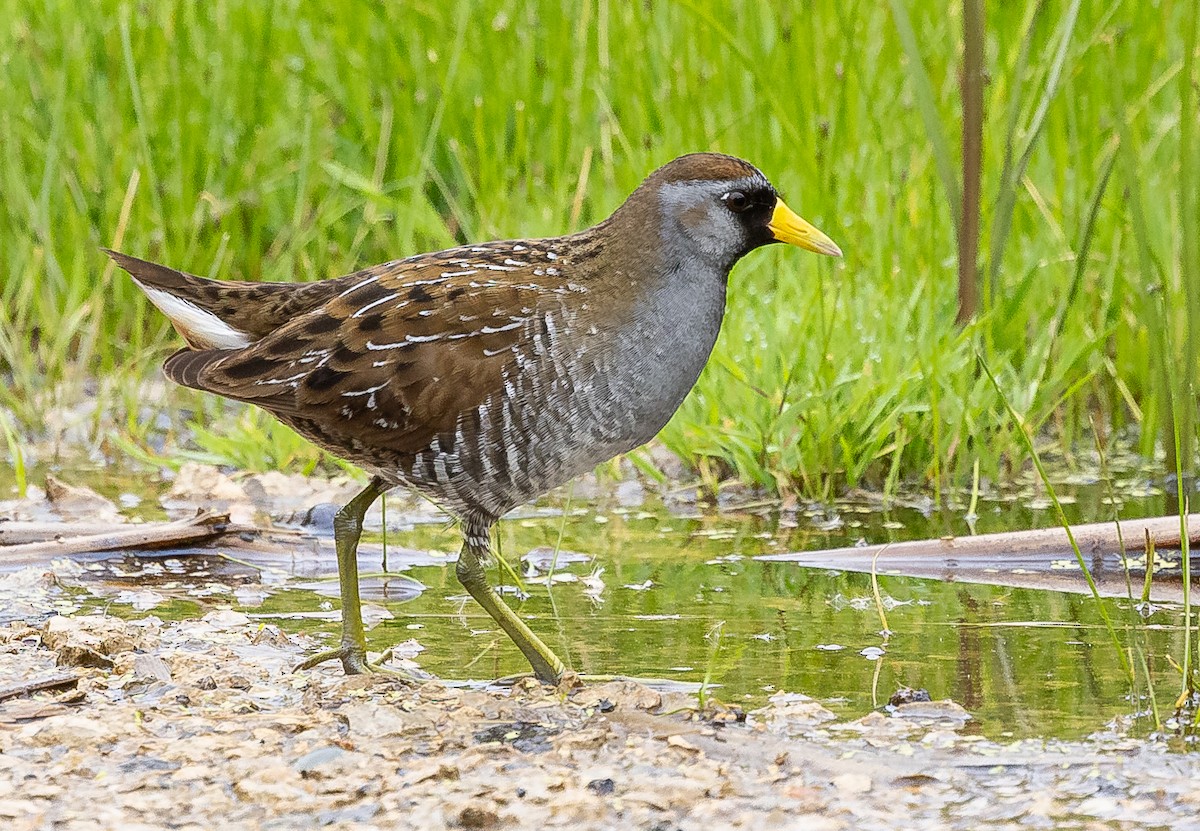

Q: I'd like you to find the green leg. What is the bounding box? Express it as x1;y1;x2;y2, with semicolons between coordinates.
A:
296;477;388;674
455;517;566;684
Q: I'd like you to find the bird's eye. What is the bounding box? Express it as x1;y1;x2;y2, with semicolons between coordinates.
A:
722;191;750;213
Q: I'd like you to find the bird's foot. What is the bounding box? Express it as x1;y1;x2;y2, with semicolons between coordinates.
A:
294;644;430;681
491;670;620;690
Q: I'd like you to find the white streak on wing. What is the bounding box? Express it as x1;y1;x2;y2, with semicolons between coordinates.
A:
440;270;478;278
351;292;399;318
482;346;510;357
298;349;331;364
255;371;307;386
341;381;391;397
336;275;379;298
137;283;251;349
365;333;440;349
480;321;522;334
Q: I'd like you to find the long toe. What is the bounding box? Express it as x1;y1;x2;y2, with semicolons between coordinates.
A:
294;644;427;681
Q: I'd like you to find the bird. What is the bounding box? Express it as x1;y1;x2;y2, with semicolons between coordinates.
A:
107;152;841;683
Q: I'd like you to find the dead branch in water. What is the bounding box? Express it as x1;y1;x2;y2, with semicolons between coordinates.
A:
0;512;254;568
760;514;1200;603
764;513;1200;563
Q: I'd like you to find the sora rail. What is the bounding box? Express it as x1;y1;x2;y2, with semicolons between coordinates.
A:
108;153;841;682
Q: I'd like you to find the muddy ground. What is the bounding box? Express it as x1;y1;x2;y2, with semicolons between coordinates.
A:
2;465;1200;829
1;613;1199;831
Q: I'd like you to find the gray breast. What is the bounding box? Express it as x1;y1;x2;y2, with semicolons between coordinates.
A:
412;260;728;519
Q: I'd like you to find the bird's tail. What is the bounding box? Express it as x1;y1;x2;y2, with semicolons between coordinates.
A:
104;249;344;350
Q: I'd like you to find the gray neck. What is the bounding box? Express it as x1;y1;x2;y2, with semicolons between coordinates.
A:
614;252;729;444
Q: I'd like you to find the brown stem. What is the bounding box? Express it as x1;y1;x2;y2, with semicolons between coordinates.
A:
958;0;985;325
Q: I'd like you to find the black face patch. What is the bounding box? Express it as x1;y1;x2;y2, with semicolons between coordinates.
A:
724;187;778;251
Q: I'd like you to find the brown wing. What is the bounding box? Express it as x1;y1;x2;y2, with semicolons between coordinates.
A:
164;243;567;456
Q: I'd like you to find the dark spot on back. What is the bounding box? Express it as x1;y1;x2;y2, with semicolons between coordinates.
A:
332;345;360;365
304;315;341;336
222;356;275;380
306;365;347;392
358;313;384;332
447;286;466;301
408;284;433;303
352;281;393;309
262;340;299;359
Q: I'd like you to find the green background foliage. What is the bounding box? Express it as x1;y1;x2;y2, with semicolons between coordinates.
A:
1;1;1196;496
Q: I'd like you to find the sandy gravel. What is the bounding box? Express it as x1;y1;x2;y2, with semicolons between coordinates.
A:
1;613;1198;831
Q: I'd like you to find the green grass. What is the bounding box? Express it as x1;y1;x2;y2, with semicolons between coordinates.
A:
0;0;1197;497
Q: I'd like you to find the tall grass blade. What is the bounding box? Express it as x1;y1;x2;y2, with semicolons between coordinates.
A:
889;0;961;233
1109;37;1176;471
1029;135;1119;399
978;351;1132;680
1179;2;1200;475
1170;415;1192;702
987;0;1081;290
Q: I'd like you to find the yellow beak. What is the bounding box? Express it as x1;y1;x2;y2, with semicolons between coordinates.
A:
767;199;843;257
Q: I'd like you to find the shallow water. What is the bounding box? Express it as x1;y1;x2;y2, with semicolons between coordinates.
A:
12;460;1191;743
